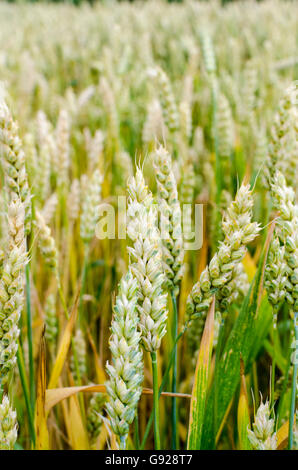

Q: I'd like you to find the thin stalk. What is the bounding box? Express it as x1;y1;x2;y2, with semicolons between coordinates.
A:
210;75;222;252
79;244;89;325
252;361;259;410
58;283;69;320
289;311;298;450
62;222;73;300
17;345;36;446
134;413;140;450
214;317;225;432
170;291;178;449
25;250;35;413
271;360;276;412
277;341;292;427
71;245;89;421
151;351;161;450
140;329;185;449
119;435;127;450
71;344;86;423
57;278;86;421
271;315;279;410
211;76;221;208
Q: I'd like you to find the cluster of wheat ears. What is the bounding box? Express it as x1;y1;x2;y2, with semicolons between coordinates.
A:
0;0;297;451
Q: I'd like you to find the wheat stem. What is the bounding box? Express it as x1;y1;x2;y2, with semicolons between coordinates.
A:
25;251;34;413
16;344;35;446
289;311;298;449
78;244;89;326
151;351;161;450
171;290;178;450
140;328;185;449
270;319;279;410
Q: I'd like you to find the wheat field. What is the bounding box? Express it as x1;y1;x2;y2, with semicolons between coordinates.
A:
0;0;297;451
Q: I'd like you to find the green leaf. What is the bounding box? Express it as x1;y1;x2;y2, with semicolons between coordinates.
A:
201;227;274;449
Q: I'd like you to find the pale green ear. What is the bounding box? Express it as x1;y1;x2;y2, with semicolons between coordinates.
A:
0;395;18;450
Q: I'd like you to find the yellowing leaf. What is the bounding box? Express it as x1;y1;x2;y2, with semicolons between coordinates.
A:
237;359;251;450
243;252;256;282
92;425;108;450
35;329;49;450
87;329;106;384
46;385;191;413
202;223;276;449
46;384;106;413
276;417;295;450
187;297;215;450
68;395;89;450
48;292;79;390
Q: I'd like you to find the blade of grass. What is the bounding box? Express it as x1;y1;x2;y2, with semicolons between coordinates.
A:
187;297;215;450
45;384;190;414
288;311;298;449
78;244;89;326
48;291;79;390
237;358;251;450
34;328;49;450
17;343;36;446
201;224;274;448
277;419;291;450
68;394;89;450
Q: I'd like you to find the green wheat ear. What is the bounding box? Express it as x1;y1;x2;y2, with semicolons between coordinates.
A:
270;171;298;312
70;328;87;382
80;168;103;244
148;67;179;133
0;197;27;384
0;101;32;235
186;183;260;340
153;145;185;297
127;167;168;352
0;395;18;450
105;271;143;448
35;210;59;275
248;400;277;450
